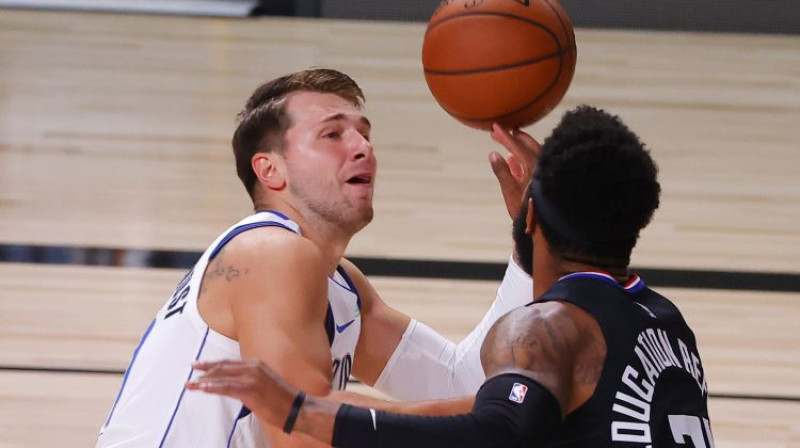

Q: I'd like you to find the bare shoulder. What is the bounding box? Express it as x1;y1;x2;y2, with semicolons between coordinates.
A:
201;226;326;291
204;228;340;396
481;302;582;373
480;301;586;410
203;226;329;312
225;225;325;266
197;226;330;341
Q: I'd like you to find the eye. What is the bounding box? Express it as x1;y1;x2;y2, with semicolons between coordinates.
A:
357;126;371;142
322;131;340;139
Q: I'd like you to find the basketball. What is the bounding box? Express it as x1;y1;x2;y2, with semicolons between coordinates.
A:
422;0;577;130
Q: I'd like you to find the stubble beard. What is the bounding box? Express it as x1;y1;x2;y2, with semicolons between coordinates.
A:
512;201;534;276
290;182;373;236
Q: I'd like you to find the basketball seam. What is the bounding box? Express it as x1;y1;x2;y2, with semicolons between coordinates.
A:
424;10;564;69
423;7;576;125
425;11;560;38
424;49;566;76
423;10;564;75
435;45;575;123
540;0;574;49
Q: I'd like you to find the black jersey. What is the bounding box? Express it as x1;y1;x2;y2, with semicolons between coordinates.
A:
537;272;714;448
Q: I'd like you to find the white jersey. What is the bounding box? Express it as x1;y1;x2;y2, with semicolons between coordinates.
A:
97;210;362;448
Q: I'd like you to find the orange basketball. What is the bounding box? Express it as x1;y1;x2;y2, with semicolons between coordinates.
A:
422;0;577;130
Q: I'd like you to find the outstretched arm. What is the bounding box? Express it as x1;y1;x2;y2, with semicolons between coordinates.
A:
350;125;541;400
352;257;533;399
187;302;585;448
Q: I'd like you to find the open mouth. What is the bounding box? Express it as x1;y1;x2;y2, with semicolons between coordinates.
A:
346;174;372;185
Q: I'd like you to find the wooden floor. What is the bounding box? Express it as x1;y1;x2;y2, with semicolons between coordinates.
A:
1;8;799;448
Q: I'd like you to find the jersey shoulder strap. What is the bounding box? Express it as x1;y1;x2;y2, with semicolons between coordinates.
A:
207;210;300;261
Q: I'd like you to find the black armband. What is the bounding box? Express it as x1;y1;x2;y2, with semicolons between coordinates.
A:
283;391;306;434
331;373;562;448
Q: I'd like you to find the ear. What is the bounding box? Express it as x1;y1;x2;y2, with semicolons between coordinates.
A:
525;197;536;235
252;153;286;191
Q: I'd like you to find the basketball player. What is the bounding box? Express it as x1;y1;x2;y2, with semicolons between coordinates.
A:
187;106;715;448
96;69;536;448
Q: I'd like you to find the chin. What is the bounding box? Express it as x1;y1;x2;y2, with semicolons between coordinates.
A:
335;205;373;235
353;207;374;231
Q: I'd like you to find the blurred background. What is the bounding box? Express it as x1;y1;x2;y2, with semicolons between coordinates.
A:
0;1;798;447
1;0;799;32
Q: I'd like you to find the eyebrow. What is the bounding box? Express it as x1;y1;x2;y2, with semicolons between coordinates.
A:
320;113;371;129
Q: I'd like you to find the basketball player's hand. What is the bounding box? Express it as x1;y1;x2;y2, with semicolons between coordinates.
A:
489;124;541;220
187;359;297;428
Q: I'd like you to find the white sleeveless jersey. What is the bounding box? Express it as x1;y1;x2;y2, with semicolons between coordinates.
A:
96;210;362;448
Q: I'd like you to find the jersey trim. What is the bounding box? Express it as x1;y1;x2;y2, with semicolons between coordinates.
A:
325;305;335;346
226;406;253;448
158;326;211;448
330;270;356;294
255;209;291;221
325;265;362;346
209;222;296;260
335;265;362;311
104;318;156;428
558;271;646;294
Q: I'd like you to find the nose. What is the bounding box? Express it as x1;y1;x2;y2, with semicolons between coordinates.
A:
351;131;374;161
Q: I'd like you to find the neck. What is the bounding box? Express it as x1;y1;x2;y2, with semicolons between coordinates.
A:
531;232;628;299
558;258;629;280
254;201;353;274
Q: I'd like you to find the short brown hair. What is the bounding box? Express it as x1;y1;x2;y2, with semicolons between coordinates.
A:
232;68;365;200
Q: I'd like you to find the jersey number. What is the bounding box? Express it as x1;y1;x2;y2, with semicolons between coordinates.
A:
165;269;193;320
332;354;353;391
669;415;716;448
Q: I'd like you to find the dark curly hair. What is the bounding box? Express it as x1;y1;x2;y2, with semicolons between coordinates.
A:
532;105;661;268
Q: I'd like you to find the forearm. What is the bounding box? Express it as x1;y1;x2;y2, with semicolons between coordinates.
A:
294;374;560;448
374;257;532;399
390;397;473;416
186;363;559;448
282;396;478;447
250;387;473;446
330;390;473;416
294;397;339;446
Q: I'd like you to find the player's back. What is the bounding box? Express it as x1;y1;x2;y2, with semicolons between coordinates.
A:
538;272;714;448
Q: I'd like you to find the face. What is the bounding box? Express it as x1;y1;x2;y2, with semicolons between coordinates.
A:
280;91;376;234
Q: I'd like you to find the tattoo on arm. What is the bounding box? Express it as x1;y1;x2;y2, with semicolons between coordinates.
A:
203;247;250;283
480;303;581;410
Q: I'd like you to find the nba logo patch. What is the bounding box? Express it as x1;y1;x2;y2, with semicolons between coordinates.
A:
508;382;528;403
